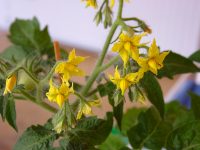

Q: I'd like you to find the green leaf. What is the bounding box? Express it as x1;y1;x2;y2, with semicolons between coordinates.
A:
113;101;123;130
140;72;165;118
158;52;200;78
166;121;200;150
97;82;123;129
189;50;200;62
99;134;127;150
189;92;200;120
127;107;161;149
14;125;57;150
0;94;17;131
8;17;53;56
0;45;28;62
144;121;172;150
165;101;195;128
121;107;145;135
60;113;113;149
5;95;17;131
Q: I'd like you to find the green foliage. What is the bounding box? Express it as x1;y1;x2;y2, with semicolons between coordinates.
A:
0;45;28;62
0;94;17;131
98;134;127;150
166;121;200;150
14;125;57;150
121;107;145;135
189;50;200;62
127;107;161;149
59;112;113;149
158;52;200;78
140;72;165;118
189;92;200;120
97;82;124;129
9;17;53;56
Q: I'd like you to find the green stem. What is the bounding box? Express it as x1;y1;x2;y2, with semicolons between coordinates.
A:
81;56;119;96
41;61;60;83
117;0;124;19
96;21;118;67
80;0;124;96
20;90;57;113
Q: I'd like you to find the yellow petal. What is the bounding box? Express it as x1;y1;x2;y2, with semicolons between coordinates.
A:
88;99;101;106
112;42;123;52
130;47;139;61
55;62;66;74
119;79;129;95
68;49;86;65
148;39;159;58
136;57;149;72
114;66;121;79
125;69;144;83
156;51;170;69
3;74;17;95
82;103;92;115
124;42;131;51
56;94;65;108
119;33;130;41
110;0;115;8
148;59;158;75
119;50;129;66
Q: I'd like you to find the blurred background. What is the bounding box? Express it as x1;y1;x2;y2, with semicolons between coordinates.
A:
0;0;200;149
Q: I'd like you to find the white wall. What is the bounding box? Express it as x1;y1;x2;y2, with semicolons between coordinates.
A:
0;0;200;56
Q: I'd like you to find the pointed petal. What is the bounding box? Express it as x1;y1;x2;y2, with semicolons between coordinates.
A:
148;39;159;57
156;51;170;69
119;50;129;66
56;94;65;107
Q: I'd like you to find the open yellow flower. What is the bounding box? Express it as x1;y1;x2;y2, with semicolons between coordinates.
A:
46;80;74;107
55;49;86;82
83;0;98;9
77;99;100;120
109;67;144;95
112;32;147;67
136;39;169;75
3;74;17;95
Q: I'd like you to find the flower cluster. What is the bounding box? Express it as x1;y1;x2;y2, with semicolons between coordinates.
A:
46;49;100;120
110;32;169;95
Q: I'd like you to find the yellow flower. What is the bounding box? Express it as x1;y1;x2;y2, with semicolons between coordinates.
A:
55;49;86;82
112;32;147;67
77;99;100;120
83;0;98;9
110;0;129;8
136;39;169;75
109;67;144;95
46;80;74;107
3;74;17;95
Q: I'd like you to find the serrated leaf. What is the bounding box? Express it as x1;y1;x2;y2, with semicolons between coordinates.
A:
121;108;145;135
158;52;200;78
144;121;172;149
189;92;200;120
140;72;165;118
189;50;200;62
165;101;195;128
0;45;28;62
60;113;113;149
98;134;127;150
127;107;161;149
166;121;200;150
8;17;53;56
14;125;57;150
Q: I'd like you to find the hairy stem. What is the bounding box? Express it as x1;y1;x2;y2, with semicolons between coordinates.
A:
80;0;124;96
20;90;57;113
